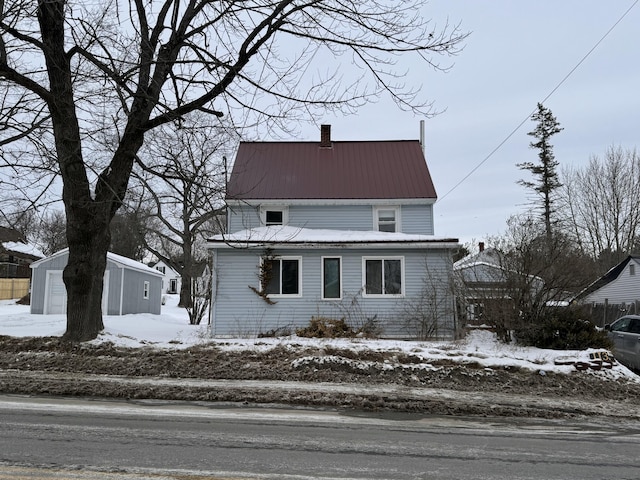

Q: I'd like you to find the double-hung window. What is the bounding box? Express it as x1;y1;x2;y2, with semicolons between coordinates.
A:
143;281;150;299
363;257;404;297
322;257;342;300
262;256;301;296
374;206;400;232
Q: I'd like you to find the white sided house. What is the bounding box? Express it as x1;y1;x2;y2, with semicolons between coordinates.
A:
150;259;181;294
207;125;460;339
30;249;163;315
576;255;640;323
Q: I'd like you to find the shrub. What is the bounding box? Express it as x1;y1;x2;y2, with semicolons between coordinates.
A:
296;317;356;338
513;306;612;350
257;326;292;338
16;293;30;305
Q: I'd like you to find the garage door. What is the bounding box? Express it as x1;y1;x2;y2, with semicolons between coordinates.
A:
44;271;109;315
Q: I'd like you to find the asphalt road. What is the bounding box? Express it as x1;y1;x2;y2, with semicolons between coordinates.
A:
1;394;639;480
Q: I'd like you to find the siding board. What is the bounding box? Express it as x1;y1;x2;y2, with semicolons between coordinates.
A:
227;203;435;234
212;247;455;338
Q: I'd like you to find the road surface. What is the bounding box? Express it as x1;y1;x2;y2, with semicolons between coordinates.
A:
1;394;639;479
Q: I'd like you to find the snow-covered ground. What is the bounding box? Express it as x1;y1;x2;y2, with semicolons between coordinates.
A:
0;295;638;382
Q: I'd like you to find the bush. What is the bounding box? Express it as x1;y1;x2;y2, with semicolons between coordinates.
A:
513;306;612;350
296;317;356;338
16;293;30;305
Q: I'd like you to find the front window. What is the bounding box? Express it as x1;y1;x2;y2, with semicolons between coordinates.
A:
263;257;301;296
143;281;150;299
363;257;403;297
322;257;342;300
374;207;399;232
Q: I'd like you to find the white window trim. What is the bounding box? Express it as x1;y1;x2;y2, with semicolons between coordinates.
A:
321;256;342;300
143;281;150;299
373;206;401;232
260;255;302;298
362;256;405;298
260;206;289;226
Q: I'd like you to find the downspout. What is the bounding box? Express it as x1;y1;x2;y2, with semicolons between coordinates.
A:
208;250;217;335
119;266;125;315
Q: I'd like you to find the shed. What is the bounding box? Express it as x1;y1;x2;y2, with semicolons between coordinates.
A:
30;249;163;315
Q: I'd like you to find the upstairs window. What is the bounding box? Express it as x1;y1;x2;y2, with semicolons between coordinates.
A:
156;266;166;274
630;264;636;276
260;206;288;226
262;256;301;296
363;257;404;297
374;207;400;232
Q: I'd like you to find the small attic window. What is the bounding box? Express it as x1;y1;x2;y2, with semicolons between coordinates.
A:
374;206;400;232
260;206;288;226
630;264;636;276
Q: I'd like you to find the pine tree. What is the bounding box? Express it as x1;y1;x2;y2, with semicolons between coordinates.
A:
517;103;563;245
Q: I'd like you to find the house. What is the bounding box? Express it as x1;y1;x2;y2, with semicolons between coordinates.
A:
0;226;44;300
454;243;545;325
207;125;460;339
30;249;163;315
454;244;511;323
150;259;181;294
575;255;640;326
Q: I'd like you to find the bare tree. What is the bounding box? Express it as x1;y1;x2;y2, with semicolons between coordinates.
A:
559;146;640;266
459;215;596;342
135;119;232;308
36;210;67;256
1;0;467;341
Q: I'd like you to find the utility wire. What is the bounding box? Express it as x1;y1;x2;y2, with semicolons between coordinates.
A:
437;0;639;203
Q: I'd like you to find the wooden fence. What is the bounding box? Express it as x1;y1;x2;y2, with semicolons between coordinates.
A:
585;301;639;328
0;278;30;300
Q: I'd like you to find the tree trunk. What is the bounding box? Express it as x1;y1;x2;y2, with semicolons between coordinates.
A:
62;224;109;342
179;271;193;308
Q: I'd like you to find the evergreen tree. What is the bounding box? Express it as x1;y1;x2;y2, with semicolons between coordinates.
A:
517;103;563;245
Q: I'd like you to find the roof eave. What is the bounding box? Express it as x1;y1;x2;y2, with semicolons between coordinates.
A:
207;240;459;250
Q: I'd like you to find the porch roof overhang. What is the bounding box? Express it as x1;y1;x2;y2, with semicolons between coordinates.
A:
207;226;459;250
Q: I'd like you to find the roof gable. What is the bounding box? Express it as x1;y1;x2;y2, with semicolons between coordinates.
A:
0;226;25;243
576;255;640;300
227;139;437;201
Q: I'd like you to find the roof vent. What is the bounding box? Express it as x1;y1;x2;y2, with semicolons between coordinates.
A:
319;124;332;148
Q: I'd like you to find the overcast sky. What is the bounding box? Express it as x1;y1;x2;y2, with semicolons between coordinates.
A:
293;1;640;247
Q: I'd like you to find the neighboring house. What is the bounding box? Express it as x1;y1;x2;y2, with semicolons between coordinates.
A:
207;125;459;339
454;245;510;323
454;243;545;324
575;255;640;326
0;226;44;300
150;259;181;294
30;249;163;315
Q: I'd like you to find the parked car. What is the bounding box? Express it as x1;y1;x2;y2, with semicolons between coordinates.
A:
605;315;640;371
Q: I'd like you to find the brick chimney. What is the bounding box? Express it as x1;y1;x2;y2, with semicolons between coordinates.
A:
320;124;332;148
479;242;485;252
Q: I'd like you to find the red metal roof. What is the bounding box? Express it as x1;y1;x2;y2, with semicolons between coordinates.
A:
226;140;437;200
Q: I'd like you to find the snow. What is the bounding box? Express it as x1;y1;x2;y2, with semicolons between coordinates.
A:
208;225;458;247
0;295;638;382
2;241;44;259
30;248;163;276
